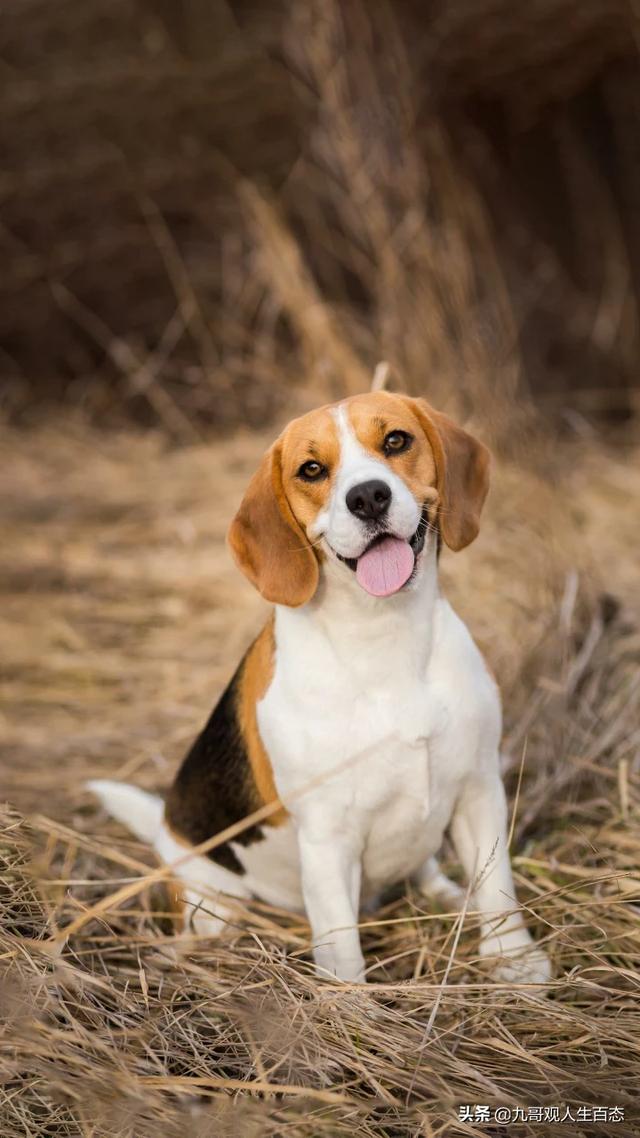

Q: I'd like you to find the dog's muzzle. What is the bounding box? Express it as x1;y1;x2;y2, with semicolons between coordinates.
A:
335;505;430;596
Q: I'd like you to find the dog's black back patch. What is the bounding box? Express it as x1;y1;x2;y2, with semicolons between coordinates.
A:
165;658;264;874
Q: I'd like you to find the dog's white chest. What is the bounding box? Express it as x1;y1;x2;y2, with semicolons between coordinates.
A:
256;594;464;892
259;687;437;887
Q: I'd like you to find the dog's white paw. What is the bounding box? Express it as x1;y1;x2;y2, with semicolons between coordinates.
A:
486;943;552;986
417;861;466;912
426;877;467;912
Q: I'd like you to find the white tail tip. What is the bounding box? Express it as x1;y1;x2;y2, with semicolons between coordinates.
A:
86;779;164;845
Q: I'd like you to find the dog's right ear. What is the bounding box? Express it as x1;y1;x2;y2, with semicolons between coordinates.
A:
227;441;319;607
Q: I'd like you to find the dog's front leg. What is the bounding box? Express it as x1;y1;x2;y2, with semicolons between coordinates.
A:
450;771;551;983
297;829;365;983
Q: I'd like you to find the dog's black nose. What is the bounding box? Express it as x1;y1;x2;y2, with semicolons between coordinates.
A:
346;479;391;521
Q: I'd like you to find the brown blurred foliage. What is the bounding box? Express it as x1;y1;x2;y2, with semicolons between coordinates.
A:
1;0;639;437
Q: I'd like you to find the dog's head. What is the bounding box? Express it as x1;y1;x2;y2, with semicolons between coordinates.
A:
228;392;490;606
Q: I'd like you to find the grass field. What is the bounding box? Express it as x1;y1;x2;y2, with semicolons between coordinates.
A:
1;414;640;1137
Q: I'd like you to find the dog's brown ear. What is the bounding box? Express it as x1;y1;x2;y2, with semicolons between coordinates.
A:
402;396;491;551
228;441;319;606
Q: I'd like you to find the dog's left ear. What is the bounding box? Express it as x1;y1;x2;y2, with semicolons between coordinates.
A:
227;440;319;606
401;396;491;551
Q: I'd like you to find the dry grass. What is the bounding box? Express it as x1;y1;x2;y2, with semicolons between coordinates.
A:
1;414;640;1137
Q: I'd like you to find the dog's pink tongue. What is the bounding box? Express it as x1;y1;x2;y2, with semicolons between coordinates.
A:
355;536;415;597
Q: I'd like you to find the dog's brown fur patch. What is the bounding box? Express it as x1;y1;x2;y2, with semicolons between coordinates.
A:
165;619;284;874
238;615;287;826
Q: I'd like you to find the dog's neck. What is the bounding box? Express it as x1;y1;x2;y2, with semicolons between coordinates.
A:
275;534;440;676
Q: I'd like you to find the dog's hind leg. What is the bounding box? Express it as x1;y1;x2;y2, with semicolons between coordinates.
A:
416;856;466;911
155;820;251;938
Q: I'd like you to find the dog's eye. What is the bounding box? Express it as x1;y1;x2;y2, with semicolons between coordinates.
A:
383;430;412;455
297;460;328;482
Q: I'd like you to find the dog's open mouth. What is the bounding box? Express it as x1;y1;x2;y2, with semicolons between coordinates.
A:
336;506;429;597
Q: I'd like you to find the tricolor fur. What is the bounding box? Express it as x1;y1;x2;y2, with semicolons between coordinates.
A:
89;392;550;984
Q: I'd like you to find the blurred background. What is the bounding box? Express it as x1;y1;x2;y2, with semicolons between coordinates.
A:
2;0;639;440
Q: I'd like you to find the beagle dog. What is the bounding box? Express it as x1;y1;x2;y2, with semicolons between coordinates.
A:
90;392;550;984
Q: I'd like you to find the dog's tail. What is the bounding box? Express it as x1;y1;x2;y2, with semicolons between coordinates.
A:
86;779;164;845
